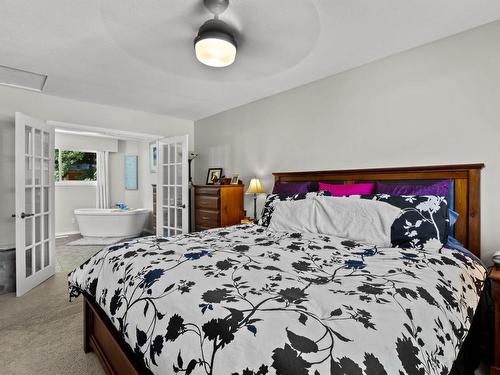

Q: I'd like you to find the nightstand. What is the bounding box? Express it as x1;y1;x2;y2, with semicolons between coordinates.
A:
490;267;500;375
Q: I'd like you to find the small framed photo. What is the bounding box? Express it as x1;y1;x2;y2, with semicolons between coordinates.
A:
149;141;158;173
206;168;222;185
230;174;240;184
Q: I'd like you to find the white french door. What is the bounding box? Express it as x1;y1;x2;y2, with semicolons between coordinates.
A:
15;112;55;296
157;135;189;237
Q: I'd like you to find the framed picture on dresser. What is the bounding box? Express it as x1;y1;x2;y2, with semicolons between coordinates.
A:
230;174;240;184
206;168;222;184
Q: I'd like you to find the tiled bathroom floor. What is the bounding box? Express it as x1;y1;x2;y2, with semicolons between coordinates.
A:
55;234;104;273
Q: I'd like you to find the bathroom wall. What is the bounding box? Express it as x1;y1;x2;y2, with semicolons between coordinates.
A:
55;184;96;235
55;132;118;153
109;140;157;231
110;140;140;208
0;116;15;248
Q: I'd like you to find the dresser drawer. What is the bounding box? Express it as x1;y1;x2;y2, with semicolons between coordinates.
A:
195;195;220;210
196;187;220;196
195;225;212;232
196;209;220;227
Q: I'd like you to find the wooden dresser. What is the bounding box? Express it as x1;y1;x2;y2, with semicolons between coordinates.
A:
194;185;244;231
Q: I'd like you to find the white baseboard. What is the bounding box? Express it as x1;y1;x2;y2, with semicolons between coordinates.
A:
56;231;80;238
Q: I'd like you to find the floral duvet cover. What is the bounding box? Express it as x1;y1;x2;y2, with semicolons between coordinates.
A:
68;224;486;375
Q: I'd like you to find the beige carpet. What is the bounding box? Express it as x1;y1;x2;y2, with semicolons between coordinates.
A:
0;273;105;374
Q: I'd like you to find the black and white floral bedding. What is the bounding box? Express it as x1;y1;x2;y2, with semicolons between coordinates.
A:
360;194;450;249
258;191;331;227
68;224;486;375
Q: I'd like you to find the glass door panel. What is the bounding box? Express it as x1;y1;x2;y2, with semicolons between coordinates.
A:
25;188;32;213
169;144;175;164
34;129;41;156
43;132;49;158
25;157;32;185
35;216;41;243
34;158;41;185
176;142;182;163
35;244;42;272
176;209;182;230
35;188;41;214
42;160;49;185
43;241;50;267
25;126;32;154
43;187;49;212
25;218;33;247
25;249;32;277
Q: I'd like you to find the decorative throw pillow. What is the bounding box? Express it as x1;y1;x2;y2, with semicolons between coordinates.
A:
375;180;450;197
360;194;449;249
258;191;330;227
272;181;312;195
319;182;375;196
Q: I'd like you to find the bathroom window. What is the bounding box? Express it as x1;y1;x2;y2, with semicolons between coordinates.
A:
54;149;97;182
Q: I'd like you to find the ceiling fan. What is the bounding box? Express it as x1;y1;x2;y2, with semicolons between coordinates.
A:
194;0;238;68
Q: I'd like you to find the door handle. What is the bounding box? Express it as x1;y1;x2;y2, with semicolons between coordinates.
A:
20;212;34;219
177;204;186;209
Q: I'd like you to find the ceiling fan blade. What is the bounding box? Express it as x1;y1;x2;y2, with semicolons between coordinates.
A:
187;0;208;16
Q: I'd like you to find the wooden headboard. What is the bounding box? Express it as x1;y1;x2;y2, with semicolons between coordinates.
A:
273;164;484;258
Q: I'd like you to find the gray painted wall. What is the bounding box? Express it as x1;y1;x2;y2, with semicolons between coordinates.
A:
194;20;500;263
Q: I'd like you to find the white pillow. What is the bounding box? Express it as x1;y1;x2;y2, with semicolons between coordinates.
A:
268;199;317;233
314;196;401;247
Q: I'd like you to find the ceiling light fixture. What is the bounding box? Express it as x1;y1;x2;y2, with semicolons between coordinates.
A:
194;0;237;68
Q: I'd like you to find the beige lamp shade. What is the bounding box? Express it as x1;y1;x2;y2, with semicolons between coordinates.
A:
246;178;265;194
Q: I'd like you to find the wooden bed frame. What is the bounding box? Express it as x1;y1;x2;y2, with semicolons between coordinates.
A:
83;163;485;375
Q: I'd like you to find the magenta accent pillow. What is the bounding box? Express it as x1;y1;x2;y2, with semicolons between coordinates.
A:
318;182;375;196
376;180;450;197
273;182;311;195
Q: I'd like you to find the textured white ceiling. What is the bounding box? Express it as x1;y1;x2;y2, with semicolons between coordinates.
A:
0;0;499;120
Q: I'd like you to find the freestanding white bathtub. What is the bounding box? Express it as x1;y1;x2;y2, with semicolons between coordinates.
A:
74;208;150;238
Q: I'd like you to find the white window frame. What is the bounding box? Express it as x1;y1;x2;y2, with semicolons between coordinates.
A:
54;148;97;186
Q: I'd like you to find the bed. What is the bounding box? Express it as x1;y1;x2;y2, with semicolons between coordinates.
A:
68;163;487;375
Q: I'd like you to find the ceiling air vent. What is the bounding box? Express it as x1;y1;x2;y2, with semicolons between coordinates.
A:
0;64;47;92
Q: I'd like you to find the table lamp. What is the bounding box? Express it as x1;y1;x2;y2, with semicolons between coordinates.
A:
246;177;266;220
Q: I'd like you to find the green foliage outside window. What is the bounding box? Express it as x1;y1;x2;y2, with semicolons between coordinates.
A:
54;149;97;181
